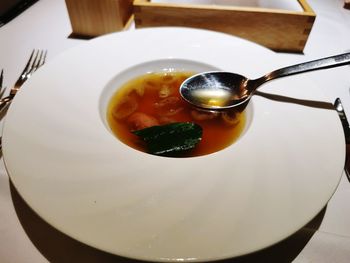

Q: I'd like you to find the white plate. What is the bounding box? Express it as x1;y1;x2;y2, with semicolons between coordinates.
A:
2;28;345;262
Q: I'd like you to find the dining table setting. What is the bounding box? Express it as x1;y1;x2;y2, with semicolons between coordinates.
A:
1;0;350;262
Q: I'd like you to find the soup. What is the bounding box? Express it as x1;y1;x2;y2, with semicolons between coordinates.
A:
107;71;246;157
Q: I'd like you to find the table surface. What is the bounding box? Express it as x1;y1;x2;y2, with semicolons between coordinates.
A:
0;0;350;262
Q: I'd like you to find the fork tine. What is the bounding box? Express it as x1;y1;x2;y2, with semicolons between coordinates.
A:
35;50;45;69
30;50;42;73
21;50;36;77
29;50;47;75
40;50;47;67
0;69;3;89
0;69;4;97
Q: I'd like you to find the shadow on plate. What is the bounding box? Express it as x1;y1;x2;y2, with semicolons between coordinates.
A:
10;180;325;263
67;33;94;40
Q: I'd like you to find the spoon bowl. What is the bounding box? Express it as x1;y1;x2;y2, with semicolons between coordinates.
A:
180;52;350;110
180;71;250;110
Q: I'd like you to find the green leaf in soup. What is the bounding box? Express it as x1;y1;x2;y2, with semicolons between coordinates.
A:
132;122;203;156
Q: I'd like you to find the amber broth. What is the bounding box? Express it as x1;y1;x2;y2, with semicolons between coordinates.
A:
107;72;246;157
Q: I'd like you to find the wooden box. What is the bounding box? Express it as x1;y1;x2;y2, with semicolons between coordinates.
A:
65;0;133;37
345;0;350;9
133;0;316;53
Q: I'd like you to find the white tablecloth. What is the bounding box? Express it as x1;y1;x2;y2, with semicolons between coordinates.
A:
0;0;350;262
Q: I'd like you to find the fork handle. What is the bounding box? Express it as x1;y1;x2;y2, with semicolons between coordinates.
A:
0;96;12;114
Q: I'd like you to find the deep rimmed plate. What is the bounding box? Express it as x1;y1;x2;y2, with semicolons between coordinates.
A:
2;27;345;262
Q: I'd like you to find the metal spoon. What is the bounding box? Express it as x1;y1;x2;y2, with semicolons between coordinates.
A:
180;52;350;110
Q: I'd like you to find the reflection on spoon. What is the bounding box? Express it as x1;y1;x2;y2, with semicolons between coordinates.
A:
180;52;350;110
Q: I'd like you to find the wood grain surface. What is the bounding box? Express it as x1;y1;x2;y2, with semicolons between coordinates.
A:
65;0;133;37
133;0;315;53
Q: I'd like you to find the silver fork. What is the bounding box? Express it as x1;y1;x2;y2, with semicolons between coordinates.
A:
0;50;47;113
0;50;47;151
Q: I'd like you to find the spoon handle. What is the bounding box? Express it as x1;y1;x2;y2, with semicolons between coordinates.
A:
262;52;350;82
